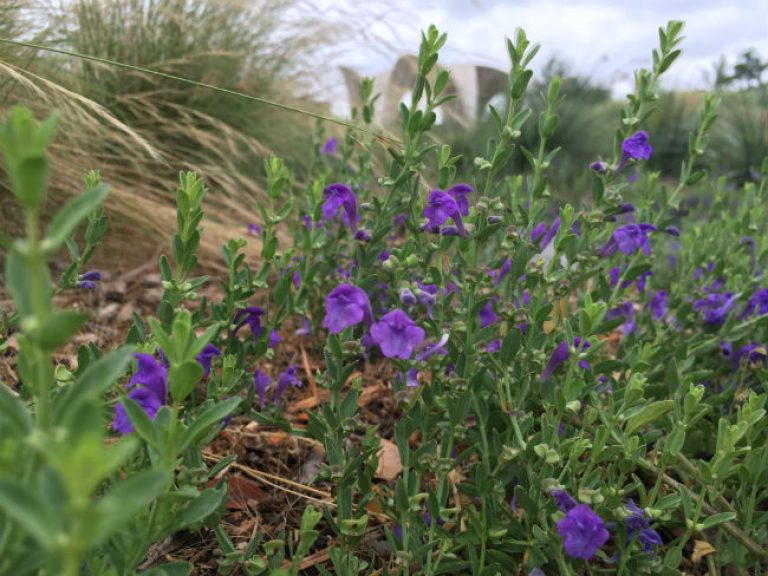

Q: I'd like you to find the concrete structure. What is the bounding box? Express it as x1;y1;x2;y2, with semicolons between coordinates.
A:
341;57;508;129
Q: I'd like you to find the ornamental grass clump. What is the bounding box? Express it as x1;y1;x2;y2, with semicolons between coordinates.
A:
1;18;768;576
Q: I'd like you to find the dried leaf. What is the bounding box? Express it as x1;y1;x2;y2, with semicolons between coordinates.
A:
375;438;403;481
224;475;267;510
692;539;716;564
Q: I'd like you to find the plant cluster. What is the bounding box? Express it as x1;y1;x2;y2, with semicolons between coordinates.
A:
1;20;768;576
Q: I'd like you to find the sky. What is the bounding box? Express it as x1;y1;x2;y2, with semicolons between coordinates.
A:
311;0;768;111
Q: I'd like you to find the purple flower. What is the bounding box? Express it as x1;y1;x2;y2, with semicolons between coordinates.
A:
741;288;768;318
322;183;359;231
486;339;501;353
590;161;607;174
370;309;425;359
320;137;337;156
112;387;163;434
665;226;680;237
625;500;663;554
322;284;373;334
295;317;311;336
354;229;372;242
77;270;102;289
598;224;656;257
112;353;168;434
446;183;473;216
489;258;512;285
196;343;221;378
693;292;736;325
552;489;578;512
423;190;466;235
405;368;419;387
606;301;637;335
234;307;265;340
573;337;592;370
479;300;498;328
531;221;548;243
539;217;561;250
253;369;272;408
274;365;302;406
648;291;668;320
556;504;610;560
617;130;652;172
247;223;262;235
416;333;449;361
734;342;767;367
416;280;439;318
268;330;281;349
541;341;570;381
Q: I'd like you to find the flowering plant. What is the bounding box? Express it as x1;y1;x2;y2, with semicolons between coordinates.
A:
1;18;767;576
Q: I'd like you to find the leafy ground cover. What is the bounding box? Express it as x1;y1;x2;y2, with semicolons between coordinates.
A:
1;20;768;576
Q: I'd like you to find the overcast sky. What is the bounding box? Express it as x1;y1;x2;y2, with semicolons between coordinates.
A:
314;0;767;101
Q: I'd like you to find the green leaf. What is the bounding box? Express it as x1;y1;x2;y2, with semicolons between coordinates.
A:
34;310;89;351
14;156;49;210
121;397;159;447
178;485;227;528
169;360;204;404
625;400;675;435
0;478;57;547
54;347;134;425
0;382;32;434
700;512;737;530
181;397;240;451
5;251;35;318
43;183;110;253
90;471;167;546
138;563;193;576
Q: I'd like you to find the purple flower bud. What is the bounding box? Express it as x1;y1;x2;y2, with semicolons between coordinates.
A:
590;161;607;174
354;229;372;242
268;330;281;349
247;223;262;235
539;217;561;250
405;367;419;387
253;369;272;408
648;291;668;320
295;317;311;336
551;489;578;512
320;137;337;156
541;341;570;381
399;287;417;307
77;270;102;289
479;300;498;328
665;225;681;237
530;221;548;243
